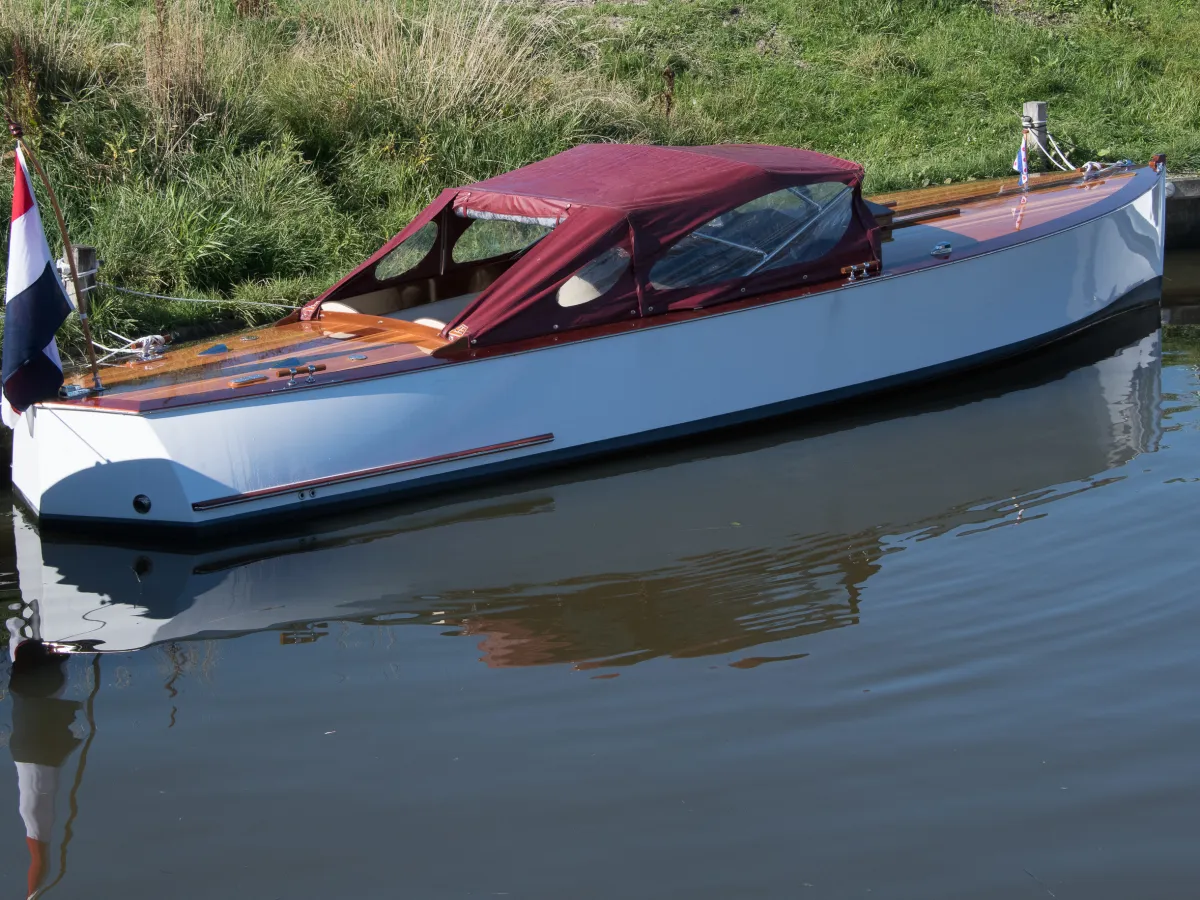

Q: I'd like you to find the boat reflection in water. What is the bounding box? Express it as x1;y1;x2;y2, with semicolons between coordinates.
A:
11;314;1162;669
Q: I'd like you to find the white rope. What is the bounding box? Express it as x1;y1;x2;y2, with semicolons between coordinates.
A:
1046;133;1076;172
97;282;301;310
1080;159;1134;179
107;329;135;345
1024;129;1073;172
79;283;296;365
82;327;171;364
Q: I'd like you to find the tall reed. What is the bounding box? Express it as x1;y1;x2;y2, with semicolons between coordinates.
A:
144;0;210;144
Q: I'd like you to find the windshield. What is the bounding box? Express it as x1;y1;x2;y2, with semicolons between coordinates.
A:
649;183;854;290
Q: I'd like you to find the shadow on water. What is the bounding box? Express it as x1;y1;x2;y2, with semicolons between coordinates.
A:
1161;247;1200;320
2;306;1163;670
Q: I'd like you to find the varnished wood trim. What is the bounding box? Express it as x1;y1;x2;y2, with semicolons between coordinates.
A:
192;433;555;511
868;169;1085;215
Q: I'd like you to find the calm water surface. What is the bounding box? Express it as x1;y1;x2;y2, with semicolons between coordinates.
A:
3;309;1200;898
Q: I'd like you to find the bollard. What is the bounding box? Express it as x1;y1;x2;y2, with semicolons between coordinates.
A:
1023;101;1048;172
56;244;98;309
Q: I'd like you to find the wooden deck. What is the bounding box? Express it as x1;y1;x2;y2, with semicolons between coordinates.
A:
869;169;1086;216
59;313;448;413
872;169;1138;270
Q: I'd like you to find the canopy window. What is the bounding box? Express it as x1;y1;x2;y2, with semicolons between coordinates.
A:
454;207;562;228
374;221;439;282
649;184;855;290
451;214;554;264
557;246;632;308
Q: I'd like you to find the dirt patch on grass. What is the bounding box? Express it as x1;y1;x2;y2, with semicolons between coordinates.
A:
984;0;1083;26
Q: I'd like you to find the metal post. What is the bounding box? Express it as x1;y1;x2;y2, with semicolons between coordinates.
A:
1023;100;1048;172
58;245;98;308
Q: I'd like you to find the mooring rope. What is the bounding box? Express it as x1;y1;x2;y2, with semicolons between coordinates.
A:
1024;128;1075;173
1046;133;1076;172
97;282;301;310
83;284;301;366
1021;124;1134;180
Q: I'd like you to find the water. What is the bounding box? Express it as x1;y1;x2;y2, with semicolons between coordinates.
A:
4;305;1200;898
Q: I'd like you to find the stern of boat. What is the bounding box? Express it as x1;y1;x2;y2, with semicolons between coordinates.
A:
11;404;195;527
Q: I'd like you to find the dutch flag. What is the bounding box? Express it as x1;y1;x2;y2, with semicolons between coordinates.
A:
1012;133;1030;188
2;146;71;427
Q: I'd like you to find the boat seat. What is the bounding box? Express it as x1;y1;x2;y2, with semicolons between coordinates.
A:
320;292;481;331
384;292;480;329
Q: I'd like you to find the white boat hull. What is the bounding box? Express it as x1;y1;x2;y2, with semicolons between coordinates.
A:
12;172;1166;530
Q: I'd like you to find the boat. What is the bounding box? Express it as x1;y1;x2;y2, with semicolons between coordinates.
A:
11;144;1168;532
7;317;1162;658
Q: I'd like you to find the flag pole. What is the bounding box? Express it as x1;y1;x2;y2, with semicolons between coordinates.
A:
6;120;103;392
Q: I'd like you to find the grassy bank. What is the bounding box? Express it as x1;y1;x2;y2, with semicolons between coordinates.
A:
1;0;1198;363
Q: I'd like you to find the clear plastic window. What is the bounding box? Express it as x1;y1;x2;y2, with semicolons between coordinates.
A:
760;185;854;271
649;183;855;290
557;246;631;307
374;221;438;282
452;219;552;264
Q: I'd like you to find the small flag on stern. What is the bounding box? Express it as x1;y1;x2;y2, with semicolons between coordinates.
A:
1012;132;1030;188
2;146;71;426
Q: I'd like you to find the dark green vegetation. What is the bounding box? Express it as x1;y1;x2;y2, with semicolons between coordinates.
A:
1;0;1197;362
1163;324;1200;344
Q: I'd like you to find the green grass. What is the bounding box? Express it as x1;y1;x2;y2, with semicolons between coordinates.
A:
0;0;1197;364
565;0;1200;189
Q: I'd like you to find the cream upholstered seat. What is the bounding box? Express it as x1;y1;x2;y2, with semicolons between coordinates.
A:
387;293;481;330
556;274;604;308
319;292;482;331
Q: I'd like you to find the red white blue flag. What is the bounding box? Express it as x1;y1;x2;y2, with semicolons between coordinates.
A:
2;146;71;426
1012;133;1030;188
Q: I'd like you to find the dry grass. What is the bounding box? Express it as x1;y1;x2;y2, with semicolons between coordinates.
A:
0;0;106;134
144;0;211;141
320;0;551;124
271;0;649;140
0;0;98;73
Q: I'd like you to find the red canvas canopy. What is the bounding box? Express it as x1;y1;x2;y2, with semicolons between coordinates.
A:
311;144;879;346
